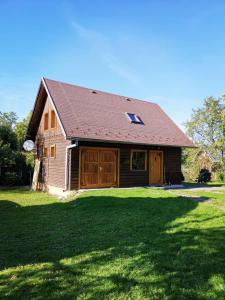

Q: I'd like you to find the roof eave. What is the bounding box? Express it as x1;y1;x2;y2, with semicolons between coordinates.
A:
25;78;68;142
67;136;196;148
25;80;45;140
42;77;67;139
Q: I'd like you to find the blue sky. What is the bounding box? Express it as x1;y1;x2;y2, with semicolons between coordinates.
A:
1;0;225;129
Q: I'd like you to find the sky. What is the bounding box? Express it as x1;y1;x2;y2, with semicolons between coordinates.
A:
1;0;225;130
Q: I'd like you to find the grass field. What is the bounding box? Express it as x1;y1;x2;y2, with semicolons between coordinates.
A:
0;187;225;299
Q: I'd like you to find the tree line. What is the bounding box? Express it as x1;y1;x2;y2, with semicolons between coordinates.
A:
0;111;34;185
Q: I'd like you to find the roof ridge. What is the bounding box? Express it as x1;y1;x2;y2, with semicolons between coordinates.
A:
43;77;157;106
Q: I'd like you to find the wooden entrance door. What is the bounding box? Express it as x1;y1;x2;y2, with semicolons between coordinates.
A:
80;148;118;188
149;151;163;184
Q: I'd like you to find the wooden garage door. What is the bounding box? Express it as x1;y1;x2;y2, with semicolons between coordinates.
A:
80;148;118;188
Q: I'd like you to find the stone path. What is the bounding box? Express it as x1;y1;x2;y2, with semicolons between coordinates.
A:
178;194;211;203
164;184;225;193
184;186;225;192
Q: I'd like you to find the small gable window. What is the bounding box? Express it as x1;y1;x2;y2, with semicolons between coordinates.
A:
43;146;48;158
126;113;143;124
130;150;147;171
50;144;56;158
44;112;49;130
51;110;56;129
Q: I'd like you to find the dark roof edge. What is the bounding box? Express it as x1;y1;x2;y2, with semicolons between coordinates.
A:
68;136;197;148
25;80;44;140
26;77;68;141
42;77;67;139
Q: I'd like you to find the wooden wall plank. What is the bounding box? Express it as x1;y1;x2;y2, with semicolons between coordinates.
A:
70;141;182;190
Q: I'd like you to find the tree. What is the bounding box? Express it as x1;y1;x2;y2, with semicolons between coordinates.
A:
0;113;18;166
0;111;34;185
15;111;32;150
0;111;17;128
185;97;225;162
182;148;212;181
15;111;34;173
184;96;225;180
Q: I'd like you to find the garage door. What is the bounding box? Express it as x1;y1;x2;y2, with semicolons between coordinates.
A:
80;148;118;188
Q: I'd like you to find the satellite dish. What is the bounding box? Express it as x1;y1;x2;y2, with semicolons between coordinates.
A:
23;140;35;152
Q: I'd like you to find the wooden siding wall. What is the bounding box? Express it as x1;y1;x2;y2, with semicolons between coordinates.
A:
70;141;182;190
119;146;148;187
164;147;182;184
70;147;80;190
36;97;71;190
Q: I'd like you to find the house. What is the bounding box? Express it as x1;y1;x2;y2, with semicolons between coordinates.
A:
26;78;194;195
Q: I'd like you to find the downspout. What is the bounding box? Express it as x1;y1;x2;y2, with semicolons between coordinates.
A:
64;141;78;191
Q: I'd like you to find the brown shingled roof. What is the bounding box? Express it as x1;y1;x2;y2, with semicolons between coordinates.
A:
29;77;195;147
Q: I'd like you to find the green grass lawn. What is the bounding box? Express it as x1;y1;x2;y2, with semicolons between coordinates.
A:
0;187;225;299
172;188;225;212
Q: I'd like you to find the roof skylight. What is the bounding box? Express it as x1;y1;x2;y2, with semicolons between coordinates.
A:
126;113;143;124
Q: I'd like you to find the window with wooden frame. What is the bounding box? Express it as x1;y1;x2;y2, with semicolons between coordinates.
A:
130;150;147;171
51;110;56;129
44;112;49;130
43;146;48;158
50;144;56;158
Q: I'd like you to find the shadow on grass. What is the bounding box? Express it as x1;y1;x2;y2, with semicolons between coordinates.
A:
0;193;225;299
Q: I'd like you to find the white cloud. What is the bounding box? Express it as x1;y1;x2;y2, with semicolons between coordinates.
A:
71;22;139;85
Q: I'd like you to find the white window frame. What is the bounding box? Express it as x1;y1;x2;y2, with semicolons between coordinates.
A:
126;112;142;124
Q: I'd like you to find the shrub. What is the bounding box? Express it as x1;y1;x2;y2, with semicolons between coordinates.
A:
0;171;23;186
197;168;212;183
216;171;225;182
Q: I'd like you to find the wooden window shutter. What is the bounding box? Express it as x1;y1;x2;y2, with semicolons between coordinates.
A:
51;110;56;129
43;147;48;158
50;145;56;158
44;112;49;130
